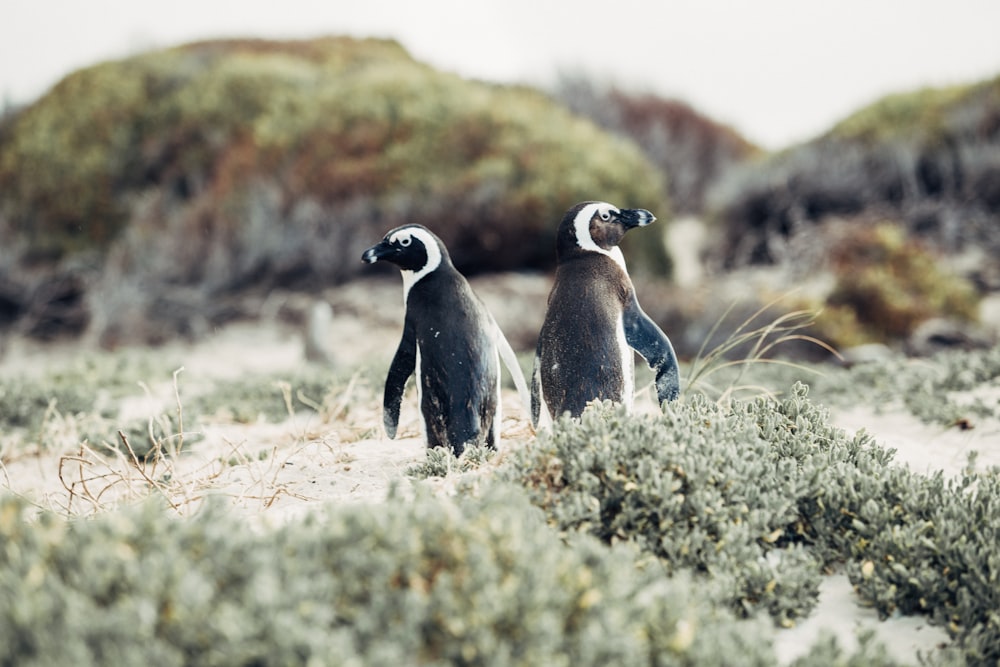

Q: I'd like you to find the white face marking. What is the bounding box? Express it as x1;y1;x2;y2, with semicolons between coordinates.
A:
390;227;442;302
572;202;628;272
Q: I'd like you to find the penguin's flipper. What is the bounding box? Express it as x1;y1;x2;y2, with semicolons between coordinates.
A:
494;321;531;420
383;317;417;439
530;352;542;429
623;295;681;403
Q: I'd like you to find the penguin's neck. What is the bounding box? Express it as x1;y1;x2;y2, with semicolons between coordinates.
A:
401;262;455;303
561;247;629;276
400;269;421;303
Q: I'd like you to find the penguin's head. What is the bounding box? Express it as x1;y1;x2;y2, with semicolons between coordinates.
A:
556;201;655;261
362;224;448;287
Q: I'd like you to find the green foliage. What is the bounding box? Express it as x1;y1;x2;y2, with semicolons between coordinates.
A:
0;487;775;666
846;471;1000;664
191;368;339;423
0;376;97;431
406;444;496;479
0;355;377;461
788;630;917;667
505;383;1000;665
0;36;667;269
504;393;832;625
829;84;974;145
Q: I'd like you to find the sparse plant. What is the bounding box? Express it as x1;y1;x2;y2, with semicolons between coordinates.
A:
406;444;496;479
682;294;837;405
708;74;1000;272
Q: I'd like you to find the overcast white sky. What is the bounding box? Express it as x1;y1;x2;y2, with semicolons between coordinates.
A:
3;0;1000;148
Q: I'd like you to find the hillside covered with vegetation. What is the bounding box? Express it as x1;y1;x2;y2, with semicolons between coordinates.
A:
0;37;668;346
552;74;761;215
709;75;1000;275
0;35;997;357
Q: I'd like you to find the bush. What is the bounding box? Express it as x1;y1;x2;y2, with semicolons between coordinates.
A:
809;222;980;348
0;487;776;666
504;384;999;665
813;343;1000;426
504;392;855;626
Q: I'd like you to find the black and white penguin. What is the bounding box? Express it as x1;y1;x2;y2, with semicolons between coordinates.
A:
531;201;680;426
362;224;530;455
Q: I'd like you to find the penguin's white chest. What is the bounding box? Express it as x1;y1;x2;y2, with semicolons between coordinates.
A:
414;344;426;438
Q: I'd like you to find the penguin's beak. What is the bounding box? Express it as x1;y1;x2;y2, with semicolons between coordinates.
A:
619;208;656;230
362;241;390;264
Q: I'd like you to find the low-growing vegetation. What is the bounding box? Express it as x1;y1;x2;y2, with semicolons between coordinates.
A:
0;487;780;666
503;384;996;664
813;344;1000;427
4;340;998;664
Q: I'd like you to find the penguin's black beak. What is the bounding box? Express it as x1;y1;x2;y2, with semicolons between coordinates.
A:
362;241;391;264
619;208;656;230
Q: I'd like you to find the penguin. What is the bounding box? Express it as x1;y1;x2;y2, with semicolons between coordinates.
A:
531;201;680;426
362;224;530;455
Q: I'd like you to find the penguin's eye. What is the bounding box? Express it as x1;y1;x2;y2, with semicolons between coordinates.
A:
398;236;412;247
598;210;611;222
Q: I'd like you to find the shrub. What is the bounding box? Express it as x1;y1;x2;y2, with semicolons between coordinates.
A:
813;343;1000;426
504;383;999;665
0;487;776;666
811;222;980;347
503;394;832;625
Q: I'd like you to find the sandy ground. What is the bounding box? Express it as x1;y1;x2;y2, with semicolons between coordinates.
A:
2;275;996;663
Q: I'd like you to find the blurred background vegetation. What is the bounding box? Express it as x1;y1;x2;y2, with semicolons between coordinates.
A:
0;36;997;356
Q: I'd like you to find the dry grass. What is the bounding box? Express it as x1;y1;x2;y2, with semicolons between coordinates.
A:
683;293;840;405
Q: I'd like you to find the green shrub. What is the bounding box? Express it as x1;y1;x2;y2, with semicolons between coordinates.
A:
788;630;919;667
503;393;832;625
504;383;999;665
189;368;338;423
0;487;776;666
0;376;97;431
406;444;496;479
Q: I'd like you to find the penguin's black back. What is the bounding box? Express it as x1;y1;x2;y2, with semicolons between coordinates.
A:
536;253;631;418
406;266;499;451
